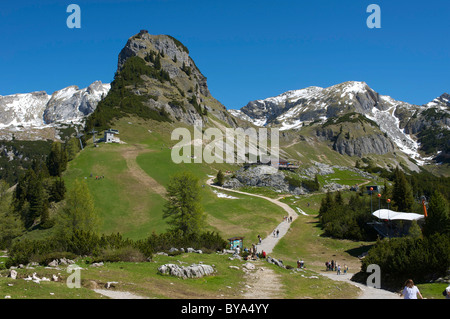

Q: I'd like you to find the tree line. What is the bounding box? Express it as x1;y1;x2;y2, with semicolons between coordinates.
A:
3;167;227;267
0;138;84;248
318;166;450;287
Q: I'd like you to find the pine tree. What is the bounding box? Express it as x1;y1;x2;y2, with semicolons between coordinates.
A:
216;170;225;186
422;191;450;237
381;180;390;201
314;174;320;191
407;220;422;238
14;169;48;229
47;142;68;177
392;167;414;212
26;173;47;228
154;53;162;70
65;137;80;161
49;178;66;203
0;180;24;248
163;171;205;236
319;191;334;224
335;191;344;206
56;179;100;238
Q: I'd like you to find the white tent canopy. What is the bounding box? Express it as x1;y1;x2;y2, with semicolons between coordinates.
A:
373;209;425;221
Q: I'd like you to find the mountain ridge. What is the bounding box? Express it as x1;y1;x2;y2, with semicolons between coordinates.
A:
0;81;110;130
230;81;449;165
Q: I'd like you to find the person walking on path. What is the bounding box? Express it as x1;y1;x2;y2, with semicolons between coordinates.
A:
445;284;450;299
400;279;423;299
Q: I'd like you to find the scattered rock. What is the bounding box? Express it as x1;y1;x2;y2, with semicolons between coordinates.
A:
243;262;256;270
267;256;285;269
158;263;215;279
186;248;202;254
9;270;17;280
90;262;104;267
222;249;235;254
156;252;168;256
224;166;290;193
106;281;118;289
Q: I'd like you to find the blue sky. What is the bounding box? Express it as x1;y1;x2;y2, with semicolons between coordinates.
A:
1;0;449;109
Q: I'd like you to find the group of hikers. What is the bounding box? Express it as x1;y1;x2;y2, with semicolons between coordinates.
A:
90;173;105;180
283;216;293;223
325;260;348;275
239;244;266;260
297;258;305;269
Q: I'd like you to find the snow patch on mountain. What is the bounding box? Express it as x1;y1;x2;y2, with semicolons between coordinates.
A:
0;81;110;129
229;81;448;166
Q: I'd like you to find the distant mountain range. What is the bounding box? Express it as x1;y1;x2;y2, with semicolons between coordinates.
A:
229;82;449;165
0;30;448;169
0;81;110;129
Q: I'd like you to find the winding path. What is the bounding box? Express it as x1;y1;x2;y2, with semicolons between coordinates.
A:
320;272;401;299
206;177;299;254
206;177;400;299
120;144;167;197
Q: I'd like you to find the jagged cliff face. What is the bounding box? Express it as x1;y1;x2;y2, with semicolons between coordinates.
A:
0;81;110;129
0;31;238;141
0;91;50;129
0;81;110;140
315;113;395;157
43;81;110;124
112;31;235;127
231;81;449;164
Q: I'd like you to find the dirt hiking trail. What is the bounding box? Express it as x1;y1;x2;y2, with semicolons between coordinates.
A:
120;144;167;197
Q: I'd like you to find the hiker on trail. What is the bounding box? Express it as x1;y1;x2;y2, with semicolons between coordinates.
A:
273;230;276;237
325;261;329;271
331;260;334;271
400;279;423;299
444;284;450;299
258;235;261;244
343;264;348;274
337;265;341;275
262;250;266;258
276;229;279;237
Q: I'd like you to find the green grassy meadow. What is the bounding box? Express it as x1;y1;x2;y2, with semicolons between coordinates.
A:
4;116;447;300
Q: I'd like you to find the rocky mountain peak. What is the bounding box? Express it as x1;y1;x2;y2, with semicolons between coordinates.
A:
425;92;450;109
230;81;449;165
88;30;235;127
0;81;110;133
